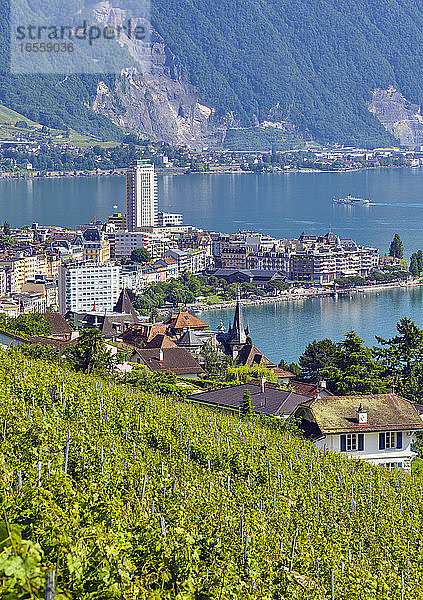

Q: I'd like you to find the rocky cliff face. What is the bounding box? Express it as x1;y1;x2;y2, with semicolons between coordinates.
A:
369;87;423;147
89;1;224;148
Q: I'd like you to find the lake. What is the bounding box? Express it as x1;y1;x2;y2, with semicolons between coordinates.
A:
197;286;423;364
1;168;423;361
2;169;423;254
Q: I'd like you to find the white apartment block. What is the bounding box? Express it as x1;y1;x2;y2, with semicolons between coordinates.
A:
126;160;158;230
115;231;150;259
289;247;379;285
114;231;169;260
157;211;183;227
58;263;122;314
165;248;210;275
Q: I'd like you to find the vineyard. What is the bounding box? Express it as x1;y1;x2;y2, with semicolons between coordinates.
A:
1;348;423;599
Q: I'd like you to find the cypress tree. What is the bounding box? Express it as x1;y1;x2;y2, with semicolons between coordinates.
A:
240;389;252;416
389;234;404;259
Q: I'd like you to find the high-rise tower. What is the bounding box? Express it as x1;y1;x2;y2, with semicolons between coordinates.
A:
126;160;158;230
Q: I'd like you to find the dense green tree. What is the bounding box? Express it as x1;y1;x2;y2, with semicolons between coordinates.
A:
0;313;52;337
324;331;389;395
374;318;423;402
376;317;423;385
278;358;301;377
410;254;419;277
200;344;233;380
298;339;338;381
130;248;152;264
68;328;115;375
389;234;404;260
265;281;289;294
3;220;10;236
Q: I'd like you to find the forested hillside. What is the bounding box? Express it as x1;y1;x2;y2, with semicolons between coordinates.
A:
0;2;123;140
2;0;423;145
1;349;423;598
150;0;423;146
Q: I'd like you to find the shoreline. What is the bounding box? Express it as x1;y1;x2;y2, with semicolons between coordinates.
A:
0;164;420;182
174;280;422;314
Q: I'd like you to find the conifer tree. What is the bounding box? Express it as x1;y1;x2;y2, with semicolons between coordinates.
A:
240;389;252;416
389;233;404;259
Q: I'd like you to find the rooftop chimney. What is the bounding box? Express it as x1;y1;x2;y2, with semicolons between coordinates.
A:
357;403;368;424
260;377;266;393
159;349;164;361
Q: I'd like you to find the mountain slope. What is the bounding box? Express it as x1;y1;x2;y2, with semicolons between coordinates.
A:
150;0;423;146
2;1;423;146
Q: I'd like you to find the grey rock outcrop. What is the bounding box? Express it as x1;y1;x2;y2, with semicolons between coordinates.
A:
369;87;423;147
89;1;224;147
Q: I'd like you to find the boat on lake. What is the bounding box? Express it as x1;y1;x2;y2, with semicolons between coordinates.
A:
333;194;371;205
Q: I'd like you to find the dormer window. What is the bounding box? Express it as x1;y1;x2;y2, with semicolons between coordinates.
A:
357;403;368;424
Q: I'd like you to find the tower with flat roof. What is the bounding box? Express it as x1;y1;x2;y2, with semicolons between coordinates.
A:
126;160;158;230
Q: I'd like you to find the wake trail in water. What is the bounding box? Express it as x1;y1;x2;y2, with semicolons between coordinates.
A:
369;202;423;208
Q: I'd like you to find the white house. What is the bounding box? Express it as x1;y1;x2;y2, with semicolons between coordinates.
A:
294;393;423;471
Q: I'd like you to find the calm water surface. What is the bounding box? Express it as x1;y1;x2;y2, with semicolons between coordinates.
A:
197;286;423;363
1;169;423;360
2;169;423;253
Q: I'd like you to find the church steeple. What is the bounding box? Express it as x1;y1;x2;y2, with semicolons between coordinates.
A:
231;290;246;346
224;290;248;358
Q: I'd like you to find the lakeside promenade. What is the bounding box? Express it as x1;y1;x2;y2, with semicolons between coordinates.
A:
172;279;422;315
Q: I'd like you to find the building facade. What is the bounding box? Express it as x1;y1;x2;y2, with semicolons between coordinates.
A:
58;263;122;314
157;211;183;227
126;160;158;230
295;394;423;471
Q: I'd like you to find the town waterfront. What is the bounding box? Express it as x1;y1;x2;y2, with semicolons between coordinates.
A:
1;168;423;361
2;168;423;253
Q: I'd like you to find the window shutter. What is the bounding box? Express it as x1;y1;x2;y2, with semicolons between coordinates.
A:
379;432;385;450
396;432;402;449
340;435;346;452
358;434;364;451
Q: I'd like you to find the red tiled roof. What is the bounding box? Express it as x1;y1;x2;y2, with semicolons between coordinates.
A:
163;312;208;331
120;324;167;345
272;368;295;378
290;380;319;397
236;344;276;369
144;334;177;349
131;347;204;375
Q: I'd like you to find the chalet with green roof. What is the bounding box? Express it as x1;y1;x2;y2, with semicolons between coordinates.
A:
295;393;423;471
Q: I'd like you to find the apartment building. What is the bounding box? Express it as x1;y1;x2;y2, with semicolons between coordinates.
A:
73;228;110;264
157;211;183;227
107;212;127;230
12;292;47;314
247;250;290;273
22;279;59;311
0;254;60;293
114;231;170;259
289;246;379;284
221;245;252;269
58;263;122;314
126;160;158;230
165;248;211;275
